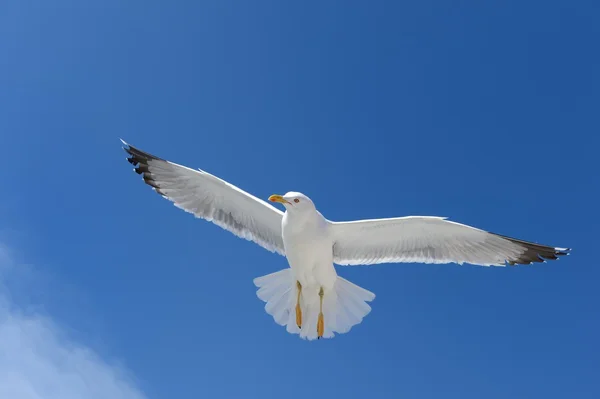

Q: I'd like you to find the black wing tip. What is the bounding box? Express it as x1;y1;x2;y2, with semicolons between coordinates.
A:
121;140;164;168
493;232;571;266
120;139;163;162
120;139;166;195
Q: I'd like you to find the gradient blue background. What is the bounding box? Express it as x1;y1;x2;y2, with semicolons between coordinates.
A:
1;1;598;398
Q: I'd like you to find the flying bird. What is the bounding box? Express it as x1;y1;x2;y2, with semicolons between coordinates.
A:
120;140;570;340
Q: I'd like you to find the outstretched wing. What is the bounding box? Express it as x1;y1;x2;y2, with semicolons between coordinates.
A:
330;216;569;266
121;140;285;255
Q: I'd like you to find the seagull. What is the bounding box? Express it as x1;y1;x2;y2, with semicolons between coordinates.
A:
121;140;570;340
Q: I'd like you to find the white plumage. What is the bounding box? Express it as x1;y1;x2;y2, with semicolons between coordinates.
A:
121;140;570;340
331;216;553;267
122;144;285;255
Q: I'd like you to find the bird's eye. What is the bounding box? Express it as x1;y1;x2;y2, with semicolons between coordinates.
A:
294;198;300;203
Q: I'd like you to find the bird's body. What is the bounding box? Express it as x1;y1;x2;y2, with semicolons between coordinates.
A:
257;194;373;339
121;140;570;340
282;205;336;290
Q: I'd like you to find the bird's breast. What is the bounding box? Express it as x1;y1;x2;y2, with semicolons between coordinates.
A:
281;212;328;244
281;212;335;287
282;212;331;260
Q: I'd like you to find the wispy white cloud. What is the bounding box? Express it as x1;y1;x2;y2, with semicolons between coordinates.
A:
0;244;148;399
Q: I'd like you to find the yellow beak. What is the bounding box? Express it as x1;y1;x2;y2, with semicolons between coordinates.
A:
268;194;290;205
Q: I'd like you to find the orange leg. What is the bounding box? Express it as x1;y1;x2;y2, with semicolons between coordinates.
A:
317;287;324;339
295;281;302;329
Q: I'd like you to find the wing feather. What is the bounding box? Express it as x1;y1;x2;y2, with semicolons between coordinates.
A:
330;216;569;267
122;140;285;255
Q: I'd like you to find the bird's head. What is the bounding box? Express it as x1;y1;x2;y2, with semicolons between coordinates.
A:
268;192;315;213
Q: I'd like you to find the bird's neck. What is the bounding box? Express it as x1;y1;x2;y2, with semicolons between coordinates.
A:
284;209;319;228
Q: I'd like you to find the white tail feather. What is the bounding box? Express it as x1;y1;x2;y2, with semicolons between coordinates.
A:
253;269;375;340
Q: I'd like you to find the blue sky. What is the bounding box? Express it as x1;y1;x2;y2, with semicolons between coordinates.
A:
1;1;598;398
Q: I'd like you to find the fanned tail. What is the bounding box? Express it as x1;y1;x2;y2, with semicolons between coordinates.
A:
254;269;375;340
253;269;295;326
